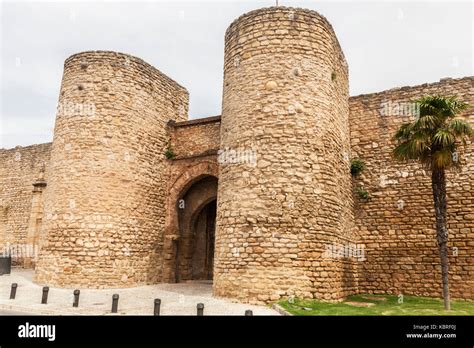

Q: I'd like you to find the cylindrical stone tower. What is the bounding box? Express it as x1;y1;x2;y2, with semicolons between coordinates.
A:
214;7;357;303
35;51;188;287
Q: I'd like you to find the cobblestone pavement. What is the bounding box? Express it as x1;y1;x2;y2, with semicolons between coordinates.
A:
0;269;278;316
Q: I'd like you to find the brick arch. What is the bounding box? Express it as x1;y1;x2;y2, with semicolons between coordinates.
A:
169;161;219;202
161;161;219;282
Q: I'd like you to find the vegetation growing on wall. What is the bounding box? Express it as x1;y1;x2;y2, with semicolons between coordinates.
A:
354;186;370;200
165;146;175;159
350;158;366;176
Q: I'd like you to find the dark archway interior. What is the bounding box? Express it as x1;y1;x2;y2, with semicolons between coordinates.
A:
176;176;217;282
191;199;216;280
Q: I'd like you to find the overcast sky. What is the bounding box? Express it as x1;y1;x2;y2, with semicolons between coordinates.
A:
0;0;472;149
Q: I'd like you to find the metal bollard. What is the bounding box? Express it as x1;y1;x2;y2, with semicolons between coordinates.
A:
41;286;49;304
154;299;161;316
245;310;253;316
197;303;204;316
111;294;119;313
10;283;17;299
73;290;80;307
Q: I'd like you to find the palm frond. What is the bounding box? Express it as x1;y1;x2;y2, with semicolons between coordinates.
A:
447;118;474;138
393;141;414;161
413;114;438;130
393;139;430;162
393;95;470;170
393;123;412;140
447;96;469;115
432;148;454;169
433;129;455;147
415;95;469;120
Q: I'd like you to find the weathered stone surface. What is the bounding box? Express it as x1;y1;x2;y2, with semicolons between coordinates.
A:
33;51;189;287
0;144;51;266
214;6;357;303
350;76;474;300
0;6;472;304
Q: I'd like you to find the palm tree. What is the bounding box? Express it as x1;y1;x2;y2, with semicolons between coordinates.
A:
393;95;473;310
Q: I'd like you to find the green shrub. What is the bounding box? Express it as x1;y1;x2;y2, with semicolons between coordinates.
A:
355;186;370;200
350;158;366;176
165;147;175;159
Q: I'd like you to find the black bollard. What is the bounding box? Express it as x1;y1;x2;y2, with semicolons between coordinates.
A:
197;303;204;316
111;294;119;313
73;290;80;307
10;283;17;299
41;286;49;304
154;299;161;316
245;310;253;316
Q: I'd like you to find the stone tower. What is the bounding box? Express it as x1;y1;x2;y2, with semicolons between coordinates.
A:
214;7;358;303
35;51;188;287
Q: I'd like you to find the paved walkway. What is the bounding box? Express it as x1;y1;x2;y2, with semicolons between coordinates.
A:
0;269;278;316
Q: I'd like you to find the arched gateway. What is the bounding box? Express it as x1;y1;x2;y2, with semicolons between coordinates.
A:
175;176;217;282
162;161;219;283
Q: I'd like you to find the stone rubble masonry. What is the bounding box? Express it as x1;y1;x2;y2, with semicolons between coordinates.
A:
215;7;358;304
169;116;221;160
0;143;51;266
33;51;189;288
350;76;474;299
0;6;472;303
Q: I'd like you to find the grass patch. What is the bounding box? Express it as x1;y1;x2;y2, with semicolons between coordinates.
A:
279;294;474;316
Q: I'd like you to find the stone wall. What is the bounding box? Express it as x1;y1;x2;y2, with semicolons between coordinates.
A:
350;77;474;299
168;116;221;160
34;51;189;288
0;143;51;265
215;6;358;304
1;6;472;304
162;117;220;282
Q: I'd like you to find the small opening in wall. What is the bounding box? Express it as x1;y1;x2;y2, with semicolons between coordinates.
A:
78;84;84;91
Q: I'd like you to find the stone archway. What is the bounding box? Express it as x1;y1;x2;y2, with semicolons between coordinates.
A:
176;176;217;282
162;162;219;283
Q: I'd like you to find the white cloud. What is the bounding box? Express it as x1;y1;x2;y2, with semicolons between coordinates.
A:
1;0;472;148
